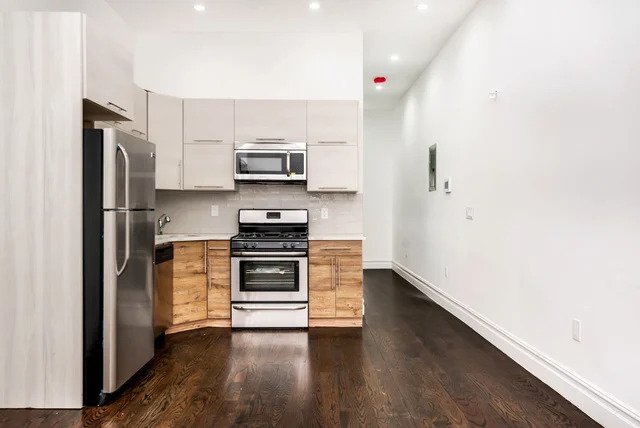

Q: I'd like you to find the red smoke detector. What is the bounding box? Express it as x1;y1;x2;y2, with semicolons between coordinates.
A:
373;76;387;84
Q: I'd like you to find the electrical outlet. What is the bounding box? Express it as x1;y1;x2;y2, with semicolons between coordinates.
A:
444;266;449;278
321;207;329;219
465;207;474;220
210;205;219;217
572;319;581;342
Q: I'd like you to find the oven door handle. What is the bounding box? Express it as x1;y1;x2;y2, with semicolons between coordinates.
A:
232;305;308;311
232;251;307;257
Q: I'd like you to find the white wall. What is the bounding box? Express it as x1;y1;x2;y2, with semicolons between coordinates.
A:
392;0;640;425
135;32;363;101
363;109;396;267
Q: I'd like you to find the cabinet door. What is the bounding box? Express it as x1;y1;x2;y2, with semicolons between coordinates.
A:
148;92;183;190
309;256;336;318
183;144;235;191
207;241;231;319
82;15;133;121
235;100;306;142
184;99;234;144
335;255;363;318
307;145;358;192
307;100;358;146
173;242;207;324
117;86;148;139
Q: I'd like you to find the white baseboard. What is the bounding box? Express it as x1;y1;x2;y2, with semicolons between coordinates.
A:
391;261;640;428
363;260;393;270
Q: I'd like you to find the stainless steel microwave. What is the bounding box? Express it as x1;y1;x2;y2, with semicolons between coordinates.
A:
234;142;306;182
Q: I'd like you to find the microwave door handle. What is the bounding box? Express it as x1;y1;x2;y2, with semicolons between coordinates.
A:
286;152;291;177
116;143;130;276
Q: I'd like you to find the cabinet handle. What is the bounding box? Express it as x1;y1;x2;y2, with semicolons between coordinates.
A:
337;258;341;289
331;257;335;290
132;129;146;136
208;247;227;251
322;247;351;251
194;185;224;189
204;242;207;274
193;139;223;143
177;161;182;188
256;138;285;141
318;187;348;190
107;101;127;112
318;141;348;144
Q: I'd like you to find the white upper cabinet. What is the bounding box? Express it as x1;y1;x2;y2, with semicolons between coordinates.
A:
148;92;183;190
183;99;234;144
82;15;133;121
235;100;306;143
183;145;235;191
307;100;358;146
116;86;148;139
307;145;358;192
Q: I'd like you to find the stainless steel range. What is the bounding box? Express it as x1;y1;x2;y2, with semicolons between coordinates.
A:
230;209;309;328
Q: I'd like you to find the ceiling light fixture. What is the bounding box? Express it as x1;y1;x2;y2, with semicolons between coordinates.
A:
390;54;400;62
193;3;206;12
309;2;320;10
417;3;428;11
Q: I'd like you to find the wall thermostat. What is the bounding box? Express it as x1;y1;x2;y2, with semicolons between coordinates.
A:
444;177;452;193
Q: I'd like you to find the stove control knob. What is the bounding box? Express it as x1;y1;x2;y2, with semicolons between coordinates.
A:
242;242;248;249
251;243;257;248
282;243;289;248
290;243;296;248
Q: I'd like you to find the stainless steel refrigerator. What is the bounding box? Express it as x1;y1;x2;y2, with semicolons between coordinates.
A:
83;128;156;405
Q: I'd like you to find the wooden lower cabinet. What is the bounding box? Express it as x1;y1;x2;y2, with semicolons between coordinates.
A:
309;241;363;327
168;240;231;333
207;241;231;319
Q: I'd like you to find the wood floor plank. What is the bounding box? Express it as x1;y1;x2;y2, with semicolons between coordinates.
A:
0;270;600;427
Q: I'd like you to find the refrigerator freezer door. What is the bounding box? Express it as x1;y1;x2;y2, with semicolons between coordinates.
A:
103;128;156;210
103;210;155;393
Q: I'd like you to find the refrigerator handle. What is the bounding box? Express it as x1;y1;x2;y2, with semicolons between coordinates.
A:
116;143;130;276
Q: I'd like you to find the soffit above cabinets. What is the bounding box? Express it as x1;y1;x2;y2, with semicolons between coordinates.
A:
107;0;479;108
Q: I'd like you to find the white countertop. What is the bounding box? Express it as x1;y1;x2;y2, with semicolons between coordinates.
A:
156;233;365;245
155;233;235;245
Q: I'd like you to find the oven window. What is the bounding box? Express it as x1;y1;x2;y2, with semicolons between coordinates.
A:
237;153;287;175
240;261;299;292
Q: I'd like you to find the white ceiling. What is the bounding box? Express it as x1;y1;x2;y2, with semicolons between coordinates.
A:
107;0;478;109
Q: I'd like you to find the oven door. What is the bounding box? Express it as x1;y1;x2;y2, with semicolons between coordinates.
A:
231;256;308;302
234;150;306;181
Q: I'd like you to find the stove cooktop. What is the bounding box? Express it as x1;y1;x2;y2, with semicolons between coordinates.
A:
232;232;308;241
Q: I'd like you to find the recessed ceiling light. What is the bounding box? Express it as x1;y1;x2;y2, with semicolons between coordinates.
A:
194;3;206;12
375;85;384;91
417;3;428;11
309;2;320;10
390;54;400;62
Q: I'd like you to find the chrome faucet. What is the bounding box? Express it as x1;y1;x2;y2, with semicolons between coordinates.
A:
157;214;171;235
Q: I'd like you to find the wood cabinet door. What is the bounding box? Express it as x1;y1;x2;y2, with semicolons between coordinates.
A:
148;92;183;190
307;100;358;146
309;256;336;318
207;241;231;319
335;255;363;318
82;15;133;121
235;100;307;142
183;144;235;191
183;99;234;144
173;242;207;324
307;145;358;192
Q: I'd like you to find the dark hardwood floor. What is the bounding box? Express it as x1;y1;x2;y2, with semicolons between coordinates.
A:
0;270;599;427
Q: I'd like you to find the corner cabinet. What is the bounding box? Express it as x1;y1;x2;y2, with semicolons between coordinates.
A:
309;240;363;327
148;92;183;190
167;240;232;334
306;101;359;192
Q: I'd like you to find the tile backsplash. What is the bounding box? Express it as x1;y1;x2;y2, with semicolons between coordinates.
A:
156;185;363;236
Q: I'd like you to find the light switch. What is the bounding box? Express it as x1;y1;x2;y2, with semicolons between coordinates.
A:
465;207;474;220
321;207;329;219
210;205;219;217
572;319;582;342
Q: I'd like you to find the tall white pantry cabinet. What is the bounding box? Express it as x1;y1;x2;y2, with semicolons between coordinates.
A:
0;11;134;409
